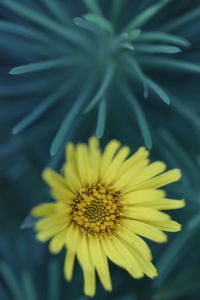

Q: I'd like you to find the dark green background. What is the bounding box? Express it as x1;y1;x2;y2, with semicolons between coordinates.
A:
1;1;200;299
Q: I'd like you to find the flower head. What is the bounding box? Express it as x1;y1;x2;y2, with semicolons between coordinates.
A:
31;137;185;296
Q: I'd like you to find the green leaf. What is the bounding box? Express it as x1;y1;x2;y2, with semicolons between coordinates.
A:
138;31;191;48
121;80;152;149
121;42;135;50
138;56;200;73
127;29;141;41
20;215;37;229
145;77;170;104
111;0;127;30
83;0;102;15
125;0;171;30
84;62;115;113
9;57;73;75
12;82;73;134
161;7;200;32
1;0;83;44
73;17;99;33
0;20;47;41
21;272;37;300
42;0;70;24
135;45;181;54
84;13;113;33
158;128;200;186
50;81;92;156
95;100;107;138
0;262;22;300
170;94;200;130
123;54;148;97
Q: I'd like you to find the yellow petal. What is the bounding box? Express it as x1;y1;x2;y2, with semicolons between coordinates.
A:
35;214;66;231
123;219;168;243
31;203;56;217
49;229;67;254
89;136;99;150
109;236;144;278
100;140;121;178
89;137;101;185
118;226;152;260
64;249;75;281
113;159;149;190
76;144;92;186
124;207;170;222
35;224;66;242
101;236;124;269
134;169;182;190
42;169;73;197
64;162;82;193
51;188;74;203
89;237;112;291
65;223;81;252
77;235;96;297
138;199;185;210
129;248;157;279
116;147;149;178
133;161;166;184
148;220;182;232
65;142;75;165
102;146;130;185
122;189;166;205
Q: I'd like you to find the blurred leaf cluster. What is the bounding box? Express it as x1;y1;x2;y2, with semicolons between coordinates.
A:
1;0;200;299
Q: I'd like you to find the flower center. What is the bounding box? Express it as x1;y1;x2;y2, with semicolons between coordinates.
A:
71;184;123;235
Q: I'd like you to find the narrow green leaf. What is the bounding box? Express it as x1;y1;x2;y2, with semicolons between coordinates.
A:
127;29;141;41
0;262;22;300
125;0;171;30
12;83;72;134
1;0;83;44
95;100;107;138
136;45;181;54
84;14;113;33
124;55;148;98
10;57;72;75
48;260;60;300
112;32;128;49
111;0;127;30
171;95;200;130
73;17;99;33
138;56;200;73
121;42;134;50
20;215;37;229
50;82;92;156
121;80;152;149
158;128;200;186
145;77;170;104
83;0;102;15
84;62;115;113
42;0;70;24
138;31;191;47
161;7;200;32
21;272;37;300
0;20;47;41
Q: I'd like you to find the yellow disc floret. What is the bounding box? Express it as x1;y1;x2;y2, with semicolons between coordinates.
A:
71;184;123;235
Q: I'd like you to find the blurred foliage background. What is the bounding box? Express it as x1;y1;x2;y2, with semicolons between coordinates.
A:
1;0;200;299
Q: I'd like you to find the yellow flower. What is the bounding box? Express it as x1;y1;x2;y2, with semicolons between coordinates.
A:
31;137;185;297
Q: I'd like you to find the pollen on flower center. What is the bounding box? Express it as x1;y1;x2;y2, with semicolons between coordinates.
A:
71;184;123;235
